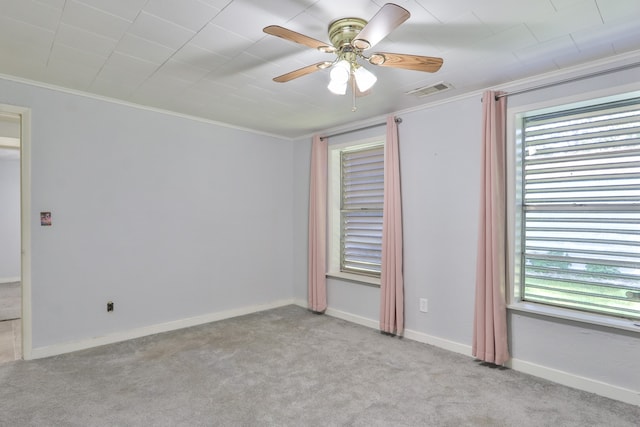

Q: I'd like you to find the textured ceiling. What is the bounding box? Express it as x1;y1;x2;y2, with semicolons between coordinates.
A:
1;0;639;139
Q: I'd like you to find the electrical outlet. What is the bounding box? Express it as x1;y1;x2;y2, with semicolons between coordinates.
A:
419;298;428;313
107;301;114;312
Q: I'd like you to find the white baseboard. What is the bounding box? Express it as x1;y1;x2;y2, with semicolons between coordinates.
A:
325;307;379;330
321;305;640;407
293;298;308;309
0;276;20;284
323;306;473;356
29;299;295;360
403;328;473;357
507;358;640;406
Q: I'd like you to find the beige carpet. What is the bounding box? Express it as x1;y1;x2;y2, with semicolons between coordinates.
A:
0;282;22;364
1;305;638;426
0;319;21;364
0;282;21;321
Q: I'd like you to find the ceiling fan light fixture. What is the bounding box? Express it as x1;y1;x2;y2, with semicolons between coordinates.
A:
329;59;351;84
354;65;377;92
327;79;348;95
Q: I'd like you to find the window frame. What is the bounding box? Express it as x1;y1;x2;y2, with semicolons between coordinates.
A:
507;86;640;332
327;136;385;286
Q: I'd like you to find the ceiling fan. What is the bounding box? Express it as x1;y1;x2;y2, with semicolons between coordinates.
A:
263;3;443;99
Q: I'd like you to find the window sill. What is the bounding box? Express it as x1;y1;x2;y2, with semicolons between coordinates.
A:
326;271;380;287
508;301;640;334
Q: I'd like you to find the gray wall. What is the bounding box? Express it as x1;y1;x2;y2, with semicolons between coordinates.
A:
0;157;21;281
0;77;294;350
292;61;640;395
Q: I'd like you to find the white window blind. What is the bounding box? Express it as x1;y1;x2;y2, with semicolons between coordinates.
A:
341;144;384;276
521;96;640;320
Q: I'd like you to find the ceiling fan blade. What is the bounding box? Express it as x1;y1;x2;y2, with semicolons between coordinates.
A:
352;3;410;50
273;62;332;83
264;25;335;52
368;52;443;72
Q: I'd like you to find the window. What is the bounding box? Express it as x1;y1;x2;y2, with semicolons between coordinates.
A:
328;138;384;282
341;145;384;276
516;94;640;320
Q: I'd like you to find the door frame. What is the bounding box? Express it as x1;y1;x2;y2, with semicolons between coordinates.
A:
0;104;32;360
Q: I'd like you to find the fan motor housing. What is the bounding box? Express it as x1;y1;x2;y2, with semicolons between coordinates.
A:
328;18;367;48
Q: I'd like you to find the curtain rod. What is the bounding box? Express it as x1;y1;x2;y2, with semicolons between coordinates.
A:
494;61;640;100
320;117;402;140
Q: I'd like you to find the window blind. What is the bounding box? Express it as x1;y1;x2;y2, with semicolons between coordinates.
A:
521;97;640;319
341;145;384;276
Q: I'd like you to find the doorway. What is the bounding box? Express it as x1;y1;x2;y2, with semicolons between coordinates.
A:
0;107;29;363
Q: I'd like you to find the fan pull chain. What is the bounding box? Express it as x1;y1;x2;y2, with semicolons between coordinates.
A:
351;76;357;112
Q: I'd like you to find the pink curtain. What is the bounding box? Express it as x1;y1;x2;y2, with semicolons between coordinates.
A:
380;116;404;335
472;90;510;365
308;135;328;313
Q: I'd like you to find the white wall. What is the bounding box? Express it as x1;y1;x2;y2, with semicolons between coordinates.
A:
292;141;311;304
293;56;640;403
294;101;481;342
0;157;21;282
0;77;294;351
2;51;638;404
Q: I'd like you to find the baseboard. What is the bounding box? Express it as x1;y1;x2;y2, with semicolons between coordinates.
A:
403;329;473;357
321;305;639;407
507;358;640;406
29;299;295;360
323;306;472;356
293;298;307;309
0;277;20;284
325;307;379;330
